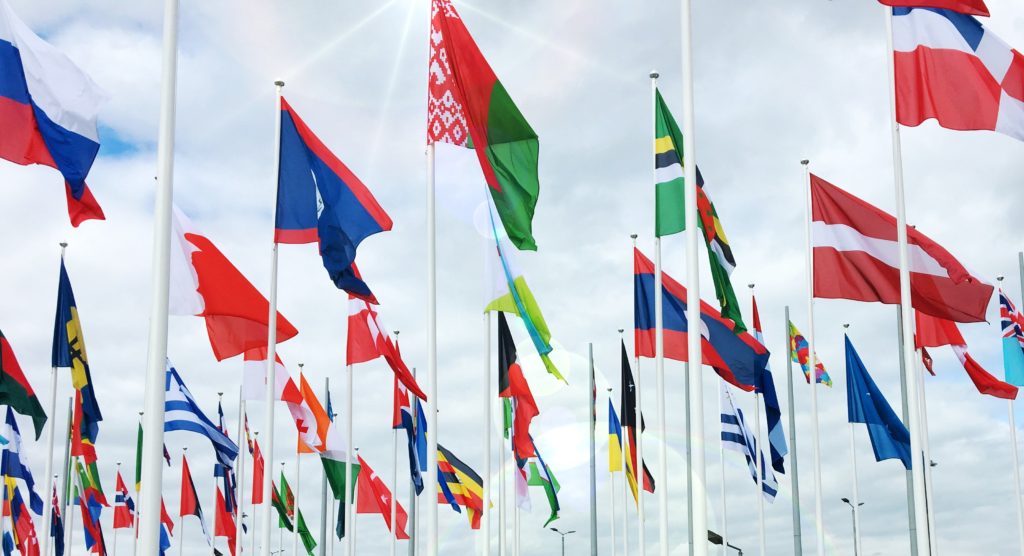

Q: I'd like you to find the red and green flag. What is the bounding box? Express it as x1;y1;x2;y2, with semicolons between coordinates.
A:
0;330;46;440
427;0;541;251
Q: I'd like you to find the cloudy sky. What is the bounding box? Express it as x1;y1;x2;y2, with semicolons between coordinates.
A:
2;0;1024;555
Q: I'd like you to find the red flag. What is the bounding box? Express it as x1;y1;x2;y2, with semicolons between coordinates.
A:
497;313;539;460
70;391;97;464
877;0;989;16
921;347;935;376
811;174;993;323
214;488;237;556
251;441;265;505
915;311;1018;399
179;456;202;518
346;296;427;400
355;456;409;539
113;472;134;529
161;499;175;536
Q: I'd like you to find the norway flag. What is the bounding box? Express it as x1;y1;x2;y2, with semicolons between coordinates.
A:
0;0;106;226
893;7;1024;142
275;98;392;300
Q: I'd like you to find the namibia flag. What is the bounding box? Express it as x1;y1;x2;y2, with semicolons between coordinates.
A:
0;330;46;440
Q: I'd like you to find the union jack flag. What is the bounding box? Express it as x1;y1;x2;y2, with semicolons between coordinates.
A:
1000;289;1024;347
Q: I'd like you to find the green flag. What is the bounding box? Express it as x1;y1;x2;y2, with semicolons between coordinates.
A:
526;455;560;526
653;89;745;332
134;423;142;492
321;457;361;502
271;483;293;532
297;509;317;555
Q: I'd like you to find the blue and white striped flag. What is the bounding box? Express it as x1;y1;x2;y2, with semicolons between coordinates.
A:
720;383;778;502
164;361;239;468
2;407;43;514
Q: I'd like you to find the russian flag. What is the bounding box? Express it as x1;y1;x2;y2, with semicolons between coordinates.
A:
275;97;392;299
893;7;1024;142
633;248;768;390
0;0;106;226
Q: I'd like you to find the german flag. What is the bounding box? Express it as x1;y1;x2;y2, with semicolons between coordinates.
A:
436;444;484;529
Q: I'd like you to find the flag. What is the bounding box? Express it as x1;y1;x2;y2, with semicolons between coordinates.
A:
751;296;787;474
240;347;303;404
720;384;778;502
879;0;988;16
892;7;1023;142
633;247;766;389
296;510;317;555
393;378;424;495
243;413;254;455
53;258;100;442
7;482;39;556
275;97;392;300
213;488;236;556
75;459;107;507
415;399;428;475
436;444;485;529
0;0;106;226
320;421;358;502
112;472;133;529
355;456;409;539
653;88;744;331
922;346;935;376
608;399;623;473
164;362;240;468
251;440;264;505
280;472;294;521
70;390;98;465
915;311;1018;399
619;341;655;499
497;312;540;460
335;498;345;540
788;320;832;387
1000;290;1024;386
169;206;298;360
811;174;993;323
161;498;174;536
845;335;912;469
294;373;330;453
134;423;171;492
524;438;560;526
74;463;106;555
0;330;45;440
347;296;427;399
179;455;210;543
485;237;563;381
427;0;540;251
50;485;63;556
1;407;43;514
270;483;292;532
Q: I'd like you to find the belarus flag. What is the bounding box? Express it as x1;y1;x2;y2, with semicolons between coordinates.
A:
0;0;106;225
811;174;993;323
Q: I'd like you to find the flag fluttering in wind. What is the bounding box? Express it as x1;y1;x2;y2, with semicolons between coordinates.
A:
53;258;101;450
179;455;211;545
74;460;107;554
427;0;541;251
251;439;264;505
619;341;654;501
751;297;787;474
879;0;988;15
355;455;409;539
240;348;303;404
5;480;39;556
634;248;766;389
1000;290;1024;387
134;423;171;492
294;374;330;454
1;407;43;514
720;384;778;502
0;0;106;226
608;399;623;473
436;444;485;529
164;362;239;469
319;423;358;503
270;482;292;532
280;472;294;522
811;174;993;323
523;437;560;526
498;313;540;460
788;320;832;387
654;88;744;331
169;206;298;360
891;7;1023;142
112;471;133;529
49;485;63;556
845;335;912;469
0;330;45;441
915;311;1018;399
393;378;423;495
213;488;236;556
275;98;392;300
347;296;427;399
295;510;316;555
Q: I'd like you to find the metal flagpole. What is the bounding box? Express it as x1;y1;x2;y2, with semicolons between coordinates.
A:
883;7;932;554
409;369;417;556
629;234;647;556
215;392;226;556
679;0;707;552
895;307;919;556
41;242;66;556
425;137;439;556
347;363;356;556
589;343;598;556
391;421;399;556
784;307;803;556
352;447;360;555
844;324;862;556
1014;264;1024;556
484;313;492;556
139;0;179;552
252;431;260;556
259;79;285;556
237;392;248;556
66;461;76;555
608;387;617;556
755;393;765;556
718;385;728;556
62;403;74;555
618;330;630;556
650;70;670;556
513;503;520;556
685;359;693;556
915;355;937;553
114;461;121;556
294;368;303;556
801;159;825;556
321;378;331;556
499;397;507;556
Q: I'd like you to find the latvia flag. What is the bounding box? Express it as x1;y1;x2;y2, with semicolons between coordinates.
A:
811;174;992;323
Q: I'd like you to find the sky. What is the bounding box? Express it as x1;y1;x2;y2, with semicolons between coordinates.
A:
1;0;1024;555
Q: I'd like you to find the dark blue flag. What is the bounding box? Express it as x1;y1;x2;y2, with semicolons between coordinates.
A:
845;335;912;469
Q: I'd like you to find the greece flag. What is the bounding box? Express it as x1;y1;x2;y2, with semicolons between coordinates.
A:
164;361;239;469
720;384;778;502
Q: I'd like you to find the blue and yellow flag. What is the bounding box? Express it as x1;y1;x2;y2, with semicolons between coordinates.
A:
52;259;102;430
608;399;622;472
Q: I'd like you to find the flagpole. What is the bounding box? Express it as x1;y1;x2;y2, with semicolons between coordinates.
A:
883;7;932;554
183;447;190;556
618;329;630;556
892;308;919;556
843;324;862;556
483;313;492;556
685;358;693;556
41;242;66;556
424;0;440;536
717;384;728;556
1013;265;1024;556
783;307;803;556
608;387;618;556
409;368;418;556
352;447;360;555
62;403;74;556
499;391;507;556
236;396;247;555
139;0;180;552
800;159;826;556
258;79;285;556
252;430;260;556
915;354;937;553
66;460;76;556
346;363;355;556
391;419;399;556
628;233;647;556
754;392;765;556
589;343;599;556
293;368;303;556
321;378;331;556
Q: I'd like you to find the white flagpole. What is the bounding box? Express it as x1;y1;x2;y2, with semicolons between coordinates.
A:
847;423;862;556
139;0;180;552
237;391;248;556
391;425;399;556
499;412;508;556
589;343;599;556
319;379;329;556
755;393;765;556
63;413;75;556
513;504;520;556
252;430;260;556
294;366;304;556
631;230;646;556
483;313;492;556
66;462;76;555
425;138;440;556
801;159;825;556
883;6;932;554
346;364;355;556
352;448;360;555
259;79;285;556
718;384;728;556
608;387;617;556
1013;267;1024;555
784;306;803;556
915;354;937;553
895;307;919;556
41;242;66;556
680;0;707;552
650;69;670;556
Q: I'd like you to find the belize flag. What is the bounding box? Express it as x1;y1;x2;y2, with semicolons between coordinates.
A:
892;7;1024;142
275;98;392;300
0;0;106;225
633;248;768;390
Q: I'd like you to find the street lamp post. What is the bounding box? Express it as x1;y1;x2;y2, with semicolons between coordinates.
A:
841;498;865;556
550;528;576;556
